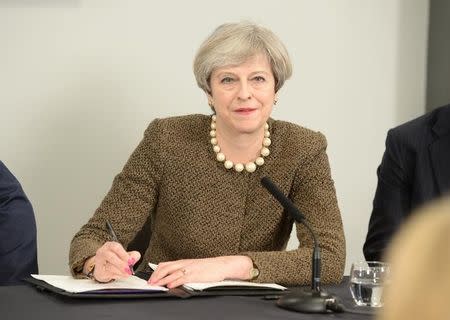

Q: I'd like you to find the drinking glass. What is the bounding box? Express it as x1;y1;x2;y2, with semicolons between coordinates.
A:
349;261;390;307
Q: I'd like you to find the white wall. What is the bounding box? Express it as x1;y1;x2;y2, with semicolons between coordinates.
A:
0;0;428;275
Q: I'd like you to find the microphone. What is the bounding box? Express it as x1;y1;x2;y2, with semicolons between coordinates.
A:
260;176;307;224
261;176;341;313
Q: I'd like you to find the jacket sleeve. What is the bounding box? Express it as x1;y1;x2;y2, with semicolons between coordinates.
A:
245;133;346;286
68;119;164;277
363;129;412;261
0;161;38;285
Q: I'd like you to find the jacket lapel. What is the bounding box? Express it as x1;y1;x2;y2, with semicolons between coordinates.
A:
429;106;450;194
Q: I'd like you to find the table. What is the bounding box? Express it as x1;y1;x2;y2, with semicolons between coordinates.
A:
0;277;375;320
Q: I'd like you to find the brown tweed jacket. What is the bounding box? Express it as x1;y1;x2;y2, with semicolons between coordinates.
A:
69;114;345;286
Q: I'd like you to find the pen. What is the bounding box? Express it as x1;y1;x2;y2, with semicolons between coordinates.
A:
105;220;135;275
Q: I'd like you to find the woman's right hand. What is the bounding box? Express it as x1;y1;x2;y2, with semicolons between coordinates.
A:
83;241;141;283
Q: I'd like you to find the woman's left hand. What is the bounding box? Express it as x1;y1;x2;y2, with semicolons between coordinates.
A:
148;255;253;288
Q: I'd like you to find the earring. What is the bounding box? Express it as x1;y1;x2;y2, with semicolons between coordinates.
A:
274;99;278;105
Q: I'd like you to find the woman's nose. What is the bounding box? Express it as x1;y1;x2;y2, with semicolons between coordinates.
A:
237;81;252;100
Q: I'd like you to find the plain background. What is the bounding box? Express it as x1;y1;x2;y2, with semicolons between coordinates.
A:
426;0;450;111
0;0;429;275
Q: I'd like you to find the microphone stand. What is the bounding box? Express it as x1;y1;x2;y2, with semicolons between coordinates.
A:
260;176;340;313
276;219;335;313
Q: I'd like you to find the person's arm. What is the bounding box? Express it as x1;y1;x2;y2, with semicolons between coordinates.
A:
0;161;38;285
363;129;412;261
244;132;345;286
148;255;254;288
69;119;164;278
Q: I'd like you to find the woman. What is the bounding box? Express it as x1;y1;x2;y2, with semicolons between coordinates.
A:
69;21;345;287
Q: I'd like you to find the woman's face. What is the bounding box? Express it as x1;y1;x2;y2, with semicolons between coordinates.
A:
209;54;276;135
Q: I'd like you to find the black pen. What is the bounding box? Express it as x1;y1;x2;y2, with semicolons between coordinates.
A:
105;220;135;275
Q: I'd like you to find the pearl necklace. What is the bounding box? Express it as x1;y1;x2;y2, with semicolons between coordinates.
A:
209;115;271;173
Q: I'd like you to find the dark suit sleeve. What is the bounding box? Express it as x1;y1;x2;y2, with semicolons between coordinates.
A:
0;161;38;285
363;129;413;261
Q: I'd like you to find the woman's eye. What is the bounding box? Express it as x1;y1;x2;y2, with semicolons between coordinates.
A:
253;76;265;82
221;77;234;84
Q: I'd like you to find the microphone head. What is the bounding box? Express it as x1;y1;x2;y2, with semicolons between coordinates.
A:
260;176;306;222
261;176;285;200
261;176;273;190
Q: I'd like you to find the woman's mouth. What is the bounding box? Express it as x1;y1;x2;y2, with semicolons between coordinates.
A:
235;108;256;115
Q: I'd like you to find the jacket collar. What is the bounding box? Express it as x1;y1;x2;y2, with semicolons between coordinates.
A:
429;104;450;194
431;104;450;137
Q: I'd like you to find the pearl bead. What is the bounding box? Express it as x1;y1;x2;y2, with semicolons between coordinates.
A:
216;153;225;162
209;116;270;174
224;160;233;169
245;162;256;173
255;157;264;166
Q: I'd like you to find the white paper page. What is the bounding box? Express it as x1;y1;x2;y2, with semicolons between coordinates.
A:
148;262;286;291
31;274;168;293
183;280;286;291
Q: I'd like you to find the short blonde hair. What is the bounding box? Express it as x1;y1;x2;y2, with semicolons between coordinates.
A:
379;197;450;320
193;21;292;94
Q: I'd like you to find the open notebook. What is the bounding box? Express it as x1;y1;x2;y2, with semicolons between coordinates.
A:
26;266;287;299
147;263;286;292
30;274;168;294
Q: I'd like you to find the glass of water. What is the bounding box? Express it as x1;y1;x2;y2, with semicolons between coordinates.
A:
349;261;390;307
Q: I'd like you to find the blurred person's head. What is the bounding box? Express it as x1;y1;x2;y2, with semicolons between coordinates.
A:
379;196;450;320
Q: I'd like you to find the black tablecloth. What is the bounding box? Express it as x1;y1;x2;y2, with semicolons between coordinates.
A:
0;277;377;320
